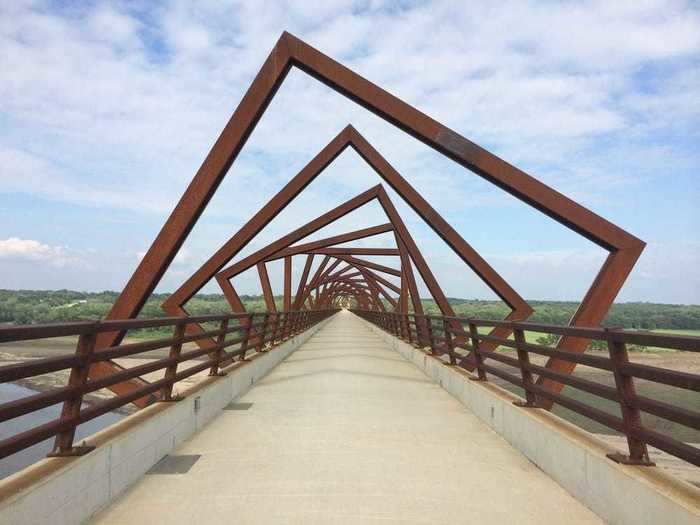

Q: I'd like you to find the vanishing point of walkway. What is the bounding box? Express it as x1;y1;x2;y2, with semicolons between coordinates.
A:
93;311;601;524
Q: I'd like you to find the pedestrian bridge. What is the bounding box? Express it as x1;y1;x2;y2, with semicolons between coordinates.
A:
1;309;697;525
1;30;699;525
92;311;601;524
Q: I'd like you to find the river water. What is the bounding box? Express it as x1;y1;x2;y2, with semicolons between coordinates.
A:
0;383;123;480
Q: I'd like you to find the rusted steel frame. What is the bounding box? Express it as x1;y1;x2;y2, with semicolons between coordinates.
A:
399;274;409;335
348;265;400;294
399;268;409;312
96;36;296;344
106;33;643;404
309;247;399;256
305;255;330;291
293;254;315;310
334;284;372;306
376;187;464;338
214;189;385;320
335;255;401;277
314;264;354;287
283;256;292;311
326;276;373;294
98;31;641;407
300;256;339;306
394;233;426;344
364;278;386;312
322;271;363;282
310;257;342;286
328;281;375;309
50;328;98;456
257;262;277;312
535;248;643;406
393;235;423;316
301;35;643;386
216;186;382;283
356;266;398;309
266;224;393;261
321;276;369;289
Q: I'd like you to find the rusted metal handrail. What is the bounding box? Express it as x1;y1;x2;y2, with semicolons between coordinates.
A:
353;309;700;468
0;309;336;461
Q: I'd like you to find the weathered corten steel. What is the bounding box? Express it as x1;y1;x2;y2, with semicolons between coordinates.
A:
212;184;463;336
96;32;643;410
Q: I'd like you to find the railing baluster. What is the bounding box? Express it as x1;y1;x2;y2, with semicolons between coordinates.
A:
209;318;229;376
426;318;436;355
257;313;270;352
49;325;98;457
606;328;654;465
270;312;281;346
512;326;540;407
239;315;252;361
443;318;456;365
468;322;487;381
161;321;186;401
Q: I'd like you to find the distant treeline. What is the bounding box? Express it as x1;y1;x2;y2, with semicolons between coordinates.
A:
1;289;699;330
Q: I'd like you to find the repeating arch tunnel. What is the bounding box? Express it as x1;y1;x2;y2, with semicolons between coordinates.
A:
89;31;643;410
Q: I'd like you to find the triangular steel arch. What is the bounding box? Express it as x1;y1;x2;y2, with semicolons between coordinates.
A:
97;32;644;405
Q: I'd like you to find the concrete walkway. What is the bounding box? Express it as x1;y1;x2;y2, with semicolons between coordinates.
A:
92;311;602;524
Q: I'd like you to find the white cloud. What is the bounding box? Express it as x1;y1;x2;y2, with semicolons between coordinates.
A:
0;1;698;301
0;237;79;267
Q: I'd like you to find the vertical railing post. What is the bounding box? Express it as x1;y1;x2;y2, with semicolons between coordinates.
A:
407;314;414;345
282;312;290;340
606;329;654;465
270;312;280;346
49;325;98;456
209;318;229;376
288;311;296;337
257;312;270;352
468;321;487;381
239;315;252;361
512;326;540;407
426;317;436;355
443;317;456;365
161;321;186;401
292;311;299;337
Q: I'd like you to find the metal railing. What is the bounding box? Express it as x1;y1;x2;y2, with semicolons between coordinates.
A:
353;309;700;468
0;309;336;460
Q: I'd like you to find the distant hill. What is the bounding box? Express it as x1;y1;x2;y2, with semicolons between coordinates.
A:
1;289;699;330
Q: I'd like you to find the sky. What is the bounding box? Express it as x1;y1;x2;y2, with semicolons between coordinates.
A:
0;0;699;305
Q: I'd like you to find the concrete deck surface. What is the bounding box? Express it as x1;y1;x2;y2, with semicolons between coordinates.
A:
92;311;602;524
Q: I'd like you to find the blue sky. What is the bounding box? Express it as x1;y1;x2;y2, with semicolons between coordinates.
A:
0;0;698;304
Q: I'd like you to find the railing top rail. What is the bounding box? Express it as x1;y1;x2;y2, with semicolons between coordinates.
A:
0;308;338;463
352;308;700;467
0;310;334;344
369;311;700;352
